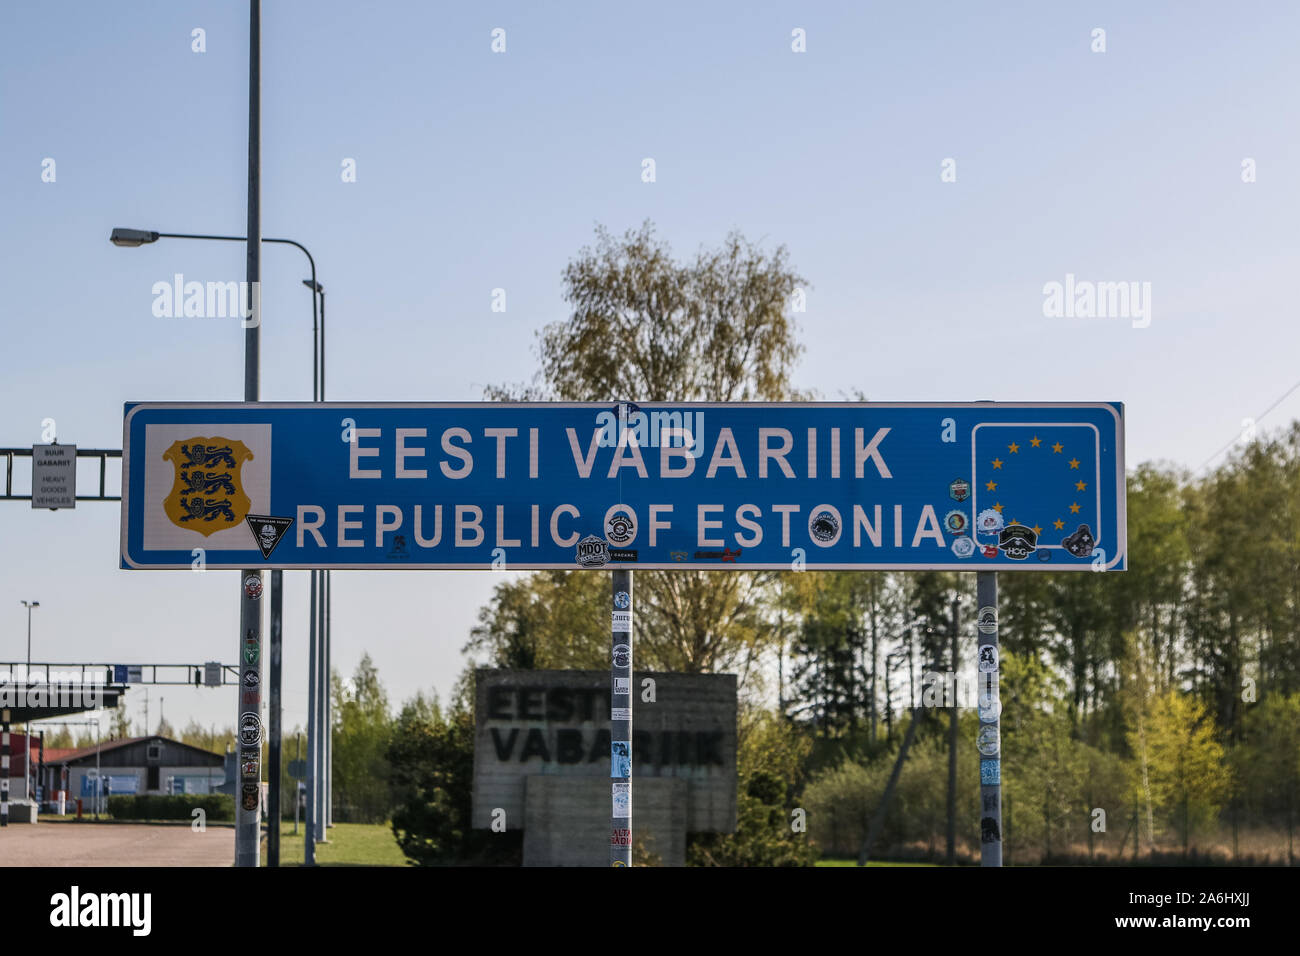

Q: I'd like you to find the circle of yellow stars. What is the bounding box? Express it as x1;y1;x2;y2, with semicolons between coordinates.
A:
986;435;1087;538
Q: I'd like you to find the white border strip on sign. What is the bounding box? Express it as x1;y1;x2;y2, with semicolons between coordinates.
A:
121;401;1126;571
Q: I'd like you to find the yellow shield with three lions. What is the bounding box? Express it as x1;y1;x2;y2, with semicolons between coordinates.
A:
162;437;254;536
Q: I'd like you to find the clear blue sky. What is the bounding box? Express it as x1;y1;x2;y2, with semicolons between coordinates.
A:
1;1;1297;734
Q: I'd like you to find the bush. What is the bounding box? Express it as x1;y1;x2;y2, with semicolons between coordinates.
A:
106;793;234;822
686;708;820;867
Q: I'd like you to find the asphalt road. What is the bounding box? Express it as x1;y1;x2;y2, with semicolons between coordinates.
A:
0;823;234;866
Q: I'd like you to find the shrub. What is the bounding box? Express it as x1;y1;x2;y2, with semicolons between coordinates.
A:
106;793;234;822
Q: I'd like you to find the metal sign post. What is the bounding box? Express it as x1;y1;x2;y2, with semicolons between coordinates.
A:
234;0;262;869
267;569;283;865
235;575;263;865
976;571;1002;867
1;710;9;827
610;569;633;867
305;572;318;865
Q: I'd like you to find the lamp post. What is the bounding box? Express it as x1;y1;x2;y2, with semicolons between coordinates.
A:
113;221;325;863
109;224;327;863
20;601;38;806
109;230;319;345
20;601;38;680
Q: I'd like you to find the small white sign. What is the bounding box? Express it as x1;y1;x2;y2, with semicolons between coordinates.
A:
611;707;631;720
32;444;76;509
612;611;631;633
612;782;631;818
203;662;222;687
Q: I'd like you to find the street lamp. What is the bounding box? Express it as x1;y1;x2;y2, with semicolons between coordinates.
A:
20;600;39;806
108;228;160;247
111;228;323;400
301;277;330;834
20;600;39;678
109;226;330;856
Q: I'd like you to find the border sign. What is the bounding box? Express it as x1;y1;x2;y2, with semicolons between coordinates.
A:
120;402;1125;571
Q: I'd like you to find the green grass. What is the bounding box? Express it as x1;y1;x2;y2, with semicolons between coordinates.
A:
261;821;409;867
815;858;939;867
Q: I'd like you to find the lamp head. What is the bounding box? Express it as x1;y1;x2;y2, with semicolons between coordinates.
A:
110;228;160;247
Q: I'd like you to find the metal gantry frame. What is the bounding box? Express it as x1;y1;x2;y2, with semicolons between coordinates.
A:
0;448;121;502
0;662;237;687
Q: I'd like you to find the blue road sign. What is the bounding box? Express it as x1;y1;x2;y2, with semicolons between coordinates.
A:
120;402;1125;571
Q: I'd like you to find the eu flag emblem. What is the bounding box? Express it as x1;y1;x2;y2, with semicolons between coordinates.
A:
970;424;1101;558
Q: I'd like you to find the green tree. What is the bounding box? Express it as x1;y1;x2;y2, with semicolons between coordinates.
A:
388;691;518;865
43;726;74;749
1136;690;1232;854
523;221;805;405
1235;693;1300;862
331;654;394;823
686;708;819;866
465;571;608;670
999;651;1089;861
476;222;808;677
110;698;131;739
179;719;234;754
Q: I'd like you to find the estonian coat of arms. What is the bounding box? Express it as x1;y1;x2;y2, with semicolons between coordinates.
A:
162;437;254;536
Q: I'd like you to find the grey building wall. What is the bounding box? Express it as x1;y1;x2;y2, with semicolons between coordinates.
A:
524;776;687;867
472;669;737;853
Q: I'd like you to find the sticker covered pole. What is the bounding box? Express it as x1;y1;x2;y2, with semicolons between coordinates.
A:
1;710;9;827
304;571;317;865
235;0;263;869
976;571;1002;867
610;568;632;866
267;568;282;865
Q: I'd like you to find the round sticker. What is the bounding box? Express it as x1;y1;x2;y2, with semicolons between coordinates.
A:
978;644;999;673
976;606;997;633
243;575;263;600
605;508;636;546
944;510;969;536
952;537;975;559
612;643;631;668
975;509;1005;536
614;591;630;609
239;712;262;747
977;725;1000;756
978;692;1001;723
808;507;842;546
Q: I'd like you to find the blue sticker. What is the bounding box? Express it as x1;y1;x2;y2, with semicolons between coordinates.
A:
980;759;1001;785
611;741;631;778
